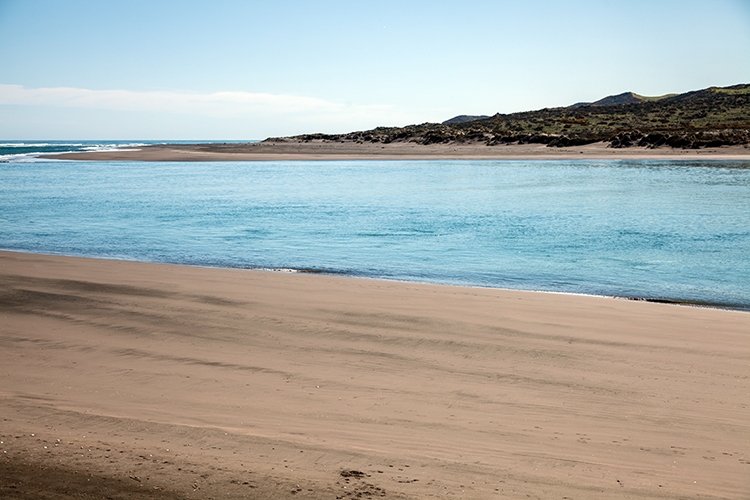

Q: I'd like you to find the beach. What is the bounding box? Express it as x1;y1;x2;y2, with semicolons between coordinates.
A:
1;250;748;499
42;141;750;161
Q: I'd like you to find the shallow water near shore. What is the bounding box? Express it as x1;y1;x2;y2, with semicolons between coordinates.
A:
1;158;749;309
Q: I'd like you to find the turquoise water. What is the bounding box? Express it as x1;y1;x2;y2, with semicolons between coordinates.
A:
1;158;749;309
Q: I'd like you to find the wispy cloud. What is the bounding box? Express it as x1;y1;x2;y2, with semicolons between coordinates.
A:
0;84;403;123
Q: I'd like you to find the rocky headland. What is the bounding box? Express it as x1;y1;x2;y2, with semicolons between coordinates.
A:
267;84;750;150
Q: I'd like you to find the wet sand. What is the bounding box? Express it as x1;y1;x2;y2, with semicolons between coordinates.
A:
1;251;749;499
42;141;750;161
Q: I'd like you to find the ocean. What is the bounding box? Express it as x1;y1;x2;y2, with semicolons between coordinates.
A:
1;143;749;310
0;140;250;162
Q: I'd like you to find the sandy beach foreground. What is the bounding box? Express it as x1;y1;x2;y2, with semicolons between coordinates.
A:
1;251;748;499
43;141;750;161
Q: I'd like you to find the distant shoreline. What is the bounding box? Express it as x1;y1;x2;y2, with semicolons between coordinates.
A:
41;140;750;161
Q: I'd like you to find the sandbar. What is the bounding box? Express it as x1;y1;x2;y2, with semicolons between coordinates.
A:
41;141;750;161
1;251;749;499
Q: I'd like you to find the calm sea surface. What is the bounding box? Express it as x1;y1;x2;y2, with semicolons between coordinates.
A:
2;154;749;310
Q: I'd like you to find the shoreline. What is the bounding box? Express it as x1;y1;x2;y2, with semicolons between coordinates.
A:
2;250;749;499
5;248;748;313
39;140;750;161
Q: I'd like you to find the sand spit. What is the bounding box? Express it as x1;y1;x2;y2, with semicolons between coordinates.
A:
1;251;749;499
41;141;750;161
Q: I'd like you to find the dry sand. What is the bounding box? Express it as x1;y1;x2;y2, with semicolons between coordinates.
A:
42;141;750;161
1;251;749;499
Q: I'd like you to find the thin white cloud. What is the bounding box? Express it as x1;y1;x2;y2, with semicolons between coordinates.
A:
0;83;398;121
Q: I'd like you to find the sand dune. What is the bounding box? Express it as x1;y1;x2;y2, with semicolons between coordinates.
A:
1;251;748;499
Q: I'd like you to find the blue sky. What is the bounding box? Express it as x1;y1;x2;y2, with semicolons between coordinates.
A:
1;0;749;139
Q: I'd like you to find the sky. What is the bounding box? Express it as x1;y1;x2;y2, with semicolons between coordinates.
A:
1;0;749;140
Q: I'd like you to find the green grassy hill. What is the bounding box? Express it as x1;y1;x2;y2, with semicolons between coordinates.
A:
270;84;750;149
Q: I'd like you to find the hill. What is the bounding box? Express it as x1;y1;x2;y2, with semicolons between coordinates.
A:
569;91;676;108
268;84;750;149
441;114;490;125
